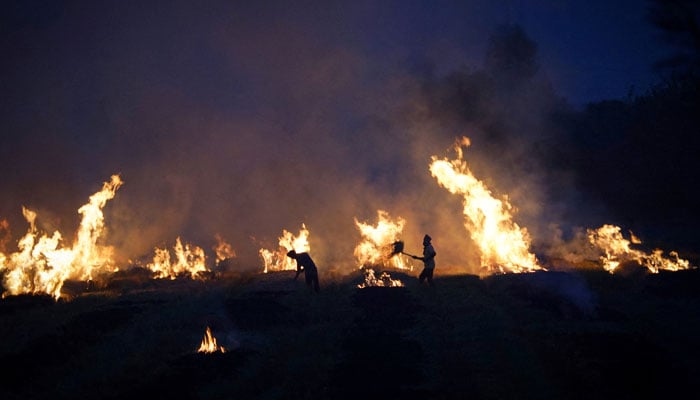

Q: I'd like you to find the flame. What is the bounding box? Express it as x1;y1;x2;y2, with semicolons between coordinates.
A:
259;224;310;273
146;237;209;280
357;268;404;288
197;326;226;353
629;230;642;244
0;175;123;299
354;210;412;271
0;218;10;253
587;224;692;273
213;234;236;264
429;137;541;274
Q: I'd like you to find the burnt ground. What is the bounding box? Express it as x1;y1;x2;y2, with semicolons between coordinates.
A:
1;267;700;399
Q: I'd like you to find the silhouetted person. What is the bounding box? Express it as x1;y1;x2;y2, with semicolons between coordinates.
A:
412;234;436;286
287;250;320;293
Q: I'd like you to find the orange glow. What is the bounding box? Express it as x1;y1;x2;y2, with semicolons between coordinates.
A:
146;237;209;280
357;268;404;288
213;234;236;264
0;218;10;252
259;224;310;273
0;175;123;299
354;210;412;271
587;224;691;273
629;230;642;244
197;326;226;354
430;137;542;274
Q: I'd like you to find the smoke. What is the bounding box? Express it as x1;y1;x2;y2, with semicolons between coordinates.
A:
402;24;597;272
0;2;617;276
486;270;598;317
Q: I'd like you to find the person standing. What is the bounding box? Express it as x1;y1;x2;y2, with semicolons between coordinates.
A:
286;249;320;293
412;234;437;286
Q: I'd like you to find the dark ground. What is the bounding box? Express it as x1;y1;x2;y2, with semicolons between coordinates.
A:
1;266;699;400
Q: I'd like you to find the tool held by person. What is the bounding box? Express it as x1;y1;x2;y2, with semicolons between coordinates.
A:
390;240;419;258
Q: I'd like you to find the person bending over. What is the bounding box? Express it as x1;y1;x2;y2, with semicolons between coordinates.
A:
287;250;320;293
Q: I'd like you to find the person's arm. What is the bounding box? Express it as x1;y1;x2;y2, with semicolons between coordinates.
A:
413;247;436;261
294;263;304;280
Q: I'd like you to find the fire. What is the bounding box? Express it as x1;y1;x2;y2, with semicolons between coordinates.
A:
629;230;642;244
197;326;226;354
354;210;412;270
357;268;404;288
259;224;310;273
0;218;10;253
429;137;542;274
146;237;209;280
587;224;692;273
213;234;236;264
0;175;123;299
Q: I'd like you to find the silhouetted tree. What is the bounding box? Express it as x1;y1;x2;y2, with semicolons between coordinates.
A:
535;2;700;251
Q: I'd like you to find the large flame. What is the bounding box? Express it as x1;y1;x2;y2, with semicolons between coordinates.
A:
588;224;692;273
354;210;411;270
430;137;541;274
259;224;310;273
0;174;123;299
197;326;226;354
146;237;209;280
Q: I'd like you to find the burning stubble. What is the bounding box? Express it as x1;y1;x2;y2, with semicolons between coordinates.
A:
0;132;695;300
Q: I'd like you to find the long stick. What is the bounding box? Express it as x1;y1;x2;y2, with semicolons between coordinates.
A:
390;241;419;258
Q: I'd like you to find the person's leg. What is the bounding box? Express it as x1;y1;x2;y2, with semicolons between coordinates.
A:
419;268;426;283
313;274;320;292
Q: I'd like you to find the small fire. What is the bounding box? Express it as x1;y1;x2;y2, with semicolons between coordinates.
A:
146;237;209;280
357;268;404;288
587;224;692;273
629;230;642;244
430;137;542;274
354;210;411;270
197;326;226;354
259;224;310;273
0;175;123;299
213;234;236;264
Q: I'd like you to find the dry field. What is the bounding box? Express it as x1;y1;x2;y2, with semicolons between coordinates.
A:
1;267;699;399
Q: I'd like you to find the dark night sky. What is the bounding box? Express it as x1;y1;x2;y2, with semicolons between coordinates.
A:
0;0;685;272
